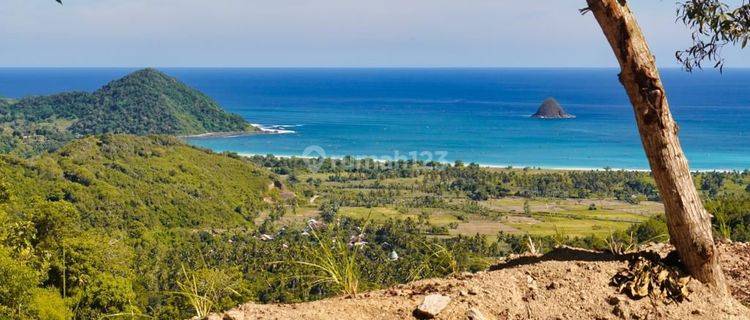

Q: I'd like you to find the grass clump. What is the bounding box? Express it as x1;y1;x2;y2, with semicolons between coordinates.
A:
174;264;243;318
294;229;363;296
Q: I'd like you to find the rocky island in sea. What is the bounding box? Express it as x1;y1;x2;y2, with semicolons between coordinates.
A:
531;97;575;119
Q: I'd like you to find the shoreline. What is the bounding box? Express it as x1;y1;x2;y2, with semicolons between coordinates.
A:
180;124;298;139
228;152;744;173
180;131;258;139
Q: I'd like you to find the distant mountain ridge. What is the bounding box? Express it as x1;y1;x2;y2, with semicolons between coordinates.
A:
0;68;257;155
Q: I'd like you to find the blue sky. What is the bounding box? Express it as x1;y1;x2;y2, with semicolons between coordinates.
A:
1;0;747;67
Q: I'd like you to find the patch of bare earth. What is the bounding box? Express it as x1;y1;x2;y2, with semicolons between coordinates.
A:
721;242;750;305
211;243;750;320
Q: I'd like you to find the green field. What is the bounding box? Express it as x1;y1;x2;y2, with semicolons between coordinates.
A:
290;172;665;239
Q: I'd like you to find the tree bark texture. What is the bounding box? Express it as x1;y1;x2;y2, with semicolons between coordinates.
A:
585;0;726;291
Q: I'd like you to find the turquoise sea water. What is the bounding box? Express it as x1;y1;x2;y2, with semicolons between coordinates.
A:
1;68;749;170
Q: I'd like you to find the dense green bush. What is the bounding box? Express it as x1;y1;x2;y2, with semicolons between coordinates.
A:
28;288;71;320
628;215;669;243
706;193;750;241
76;274;138;318
0;246;43;318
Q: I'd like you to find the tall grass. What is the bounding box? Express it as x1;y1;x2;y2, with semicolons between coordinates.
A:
714;211;732;241
605;230;668;255
552;226;567;247
175;265;212;318
409;241;460;281
605;231;636;255
525;235;540;255
173;264;241;318
293;229;363;296
98;312;155;319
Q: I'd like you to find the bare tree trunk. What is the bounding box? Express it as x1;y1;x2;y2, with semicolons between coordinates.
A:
585;0;726;291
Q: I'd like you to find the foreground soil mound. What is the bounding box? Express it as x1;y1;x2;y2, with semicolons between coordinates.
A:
212;243;749;320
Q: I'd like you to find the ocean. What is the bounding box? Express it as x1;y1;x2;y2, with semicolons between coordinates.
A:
1;68;748;170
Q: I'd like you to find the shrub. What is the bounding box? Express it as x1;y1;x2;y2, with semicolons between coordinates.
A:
428;225;449;235
627;215;669;243
77;273;137;317
319;202;340;223
28;288;72;320
706;193;750;242
0;246;40;317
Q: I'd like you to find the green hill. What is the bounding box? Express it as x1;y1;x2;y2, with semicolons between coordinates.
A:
1;134;273;230
0;134;277;318
0;69;257;155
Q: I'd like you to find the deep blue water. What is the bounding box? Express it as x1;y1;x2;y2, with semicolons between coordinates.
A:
1;68;749;170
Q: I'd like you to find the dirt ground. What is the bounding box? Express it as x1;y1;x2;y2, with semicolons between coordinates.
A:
210;243;750;320
722;242;750;306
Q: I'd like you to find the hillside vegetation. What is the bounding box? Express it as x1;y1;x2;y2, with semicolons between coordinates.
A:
0;69;257;155
249;155;750;241
0;135;502;319
0;135;748;319
0;135;276;318
0;135;549;319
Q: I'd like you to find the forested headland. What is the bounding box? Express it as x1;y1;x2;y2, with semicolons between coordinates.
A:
0;69;256;156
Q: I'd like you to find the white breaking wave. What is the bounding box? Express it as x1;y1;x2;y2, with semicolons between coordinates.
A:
252;124;300;134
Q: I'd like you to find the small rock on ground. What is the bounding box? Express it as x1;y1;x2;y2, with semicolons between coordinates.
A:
466;307;489;320
414;294;451;319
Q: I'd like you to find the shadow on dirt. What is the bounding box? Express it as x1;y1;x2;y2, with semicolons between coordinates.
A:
489;246;667;271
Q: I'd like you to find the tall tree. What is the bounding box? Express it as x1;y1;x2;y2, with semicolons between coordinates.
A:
584;0;748;291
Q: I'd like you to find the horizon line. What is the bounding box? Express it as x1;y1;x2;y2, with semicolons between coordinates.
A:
1;66;748;71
